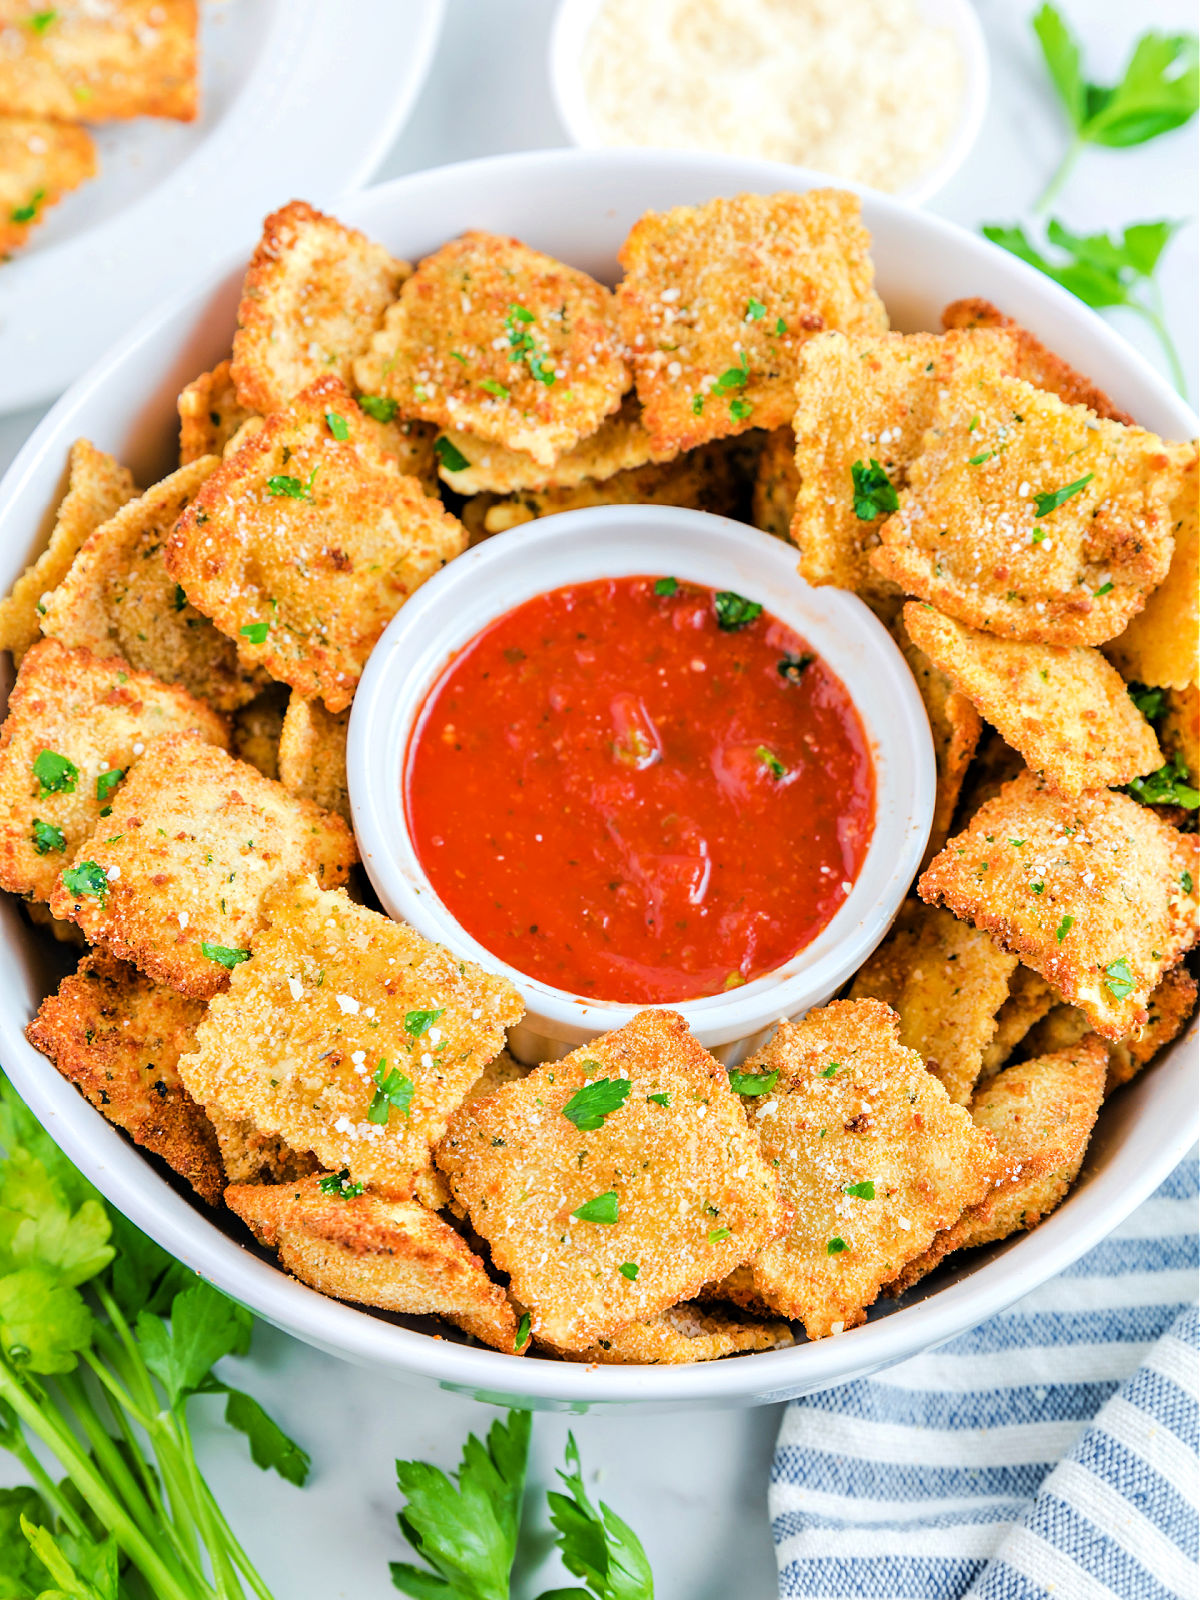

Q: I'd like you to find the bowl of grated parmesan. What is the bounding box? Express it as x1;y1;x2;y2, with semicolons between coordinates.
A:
550;0;989;204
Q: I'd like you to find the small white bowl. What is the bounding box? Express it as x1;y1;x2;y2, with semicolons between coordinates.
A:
548;0;990;206
348;507;935;1065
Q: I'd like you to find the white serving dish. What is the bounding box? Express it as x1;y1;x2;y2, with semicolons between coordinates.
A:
548;0;990;205
349;506;935;1065
0;150;1195;1412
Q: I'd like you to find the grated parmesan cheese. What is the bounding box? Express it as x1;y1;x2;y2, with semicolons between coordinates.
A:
580;0;964;194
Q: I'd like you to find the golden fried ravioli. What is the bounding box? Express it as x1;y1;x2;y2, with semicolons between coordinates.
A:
1023;966;1197;1098
559;1302;792;1365
0;115;95;253
230;684;289;781
49;733;355;997
919;770;1199;1040
176;877;523;1195
177;360;258;466
616;190;887;454
890;609;982;862
751;427;801;541
436;1009;785;1353
979;965;1057;1079
277;695;350;823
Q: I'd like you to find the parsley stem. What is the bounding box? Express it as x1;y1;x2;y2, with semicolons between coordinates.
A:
1127;285;1189;399
59;1369;162;1545
1035;134;1083;213
4;1424;90;1541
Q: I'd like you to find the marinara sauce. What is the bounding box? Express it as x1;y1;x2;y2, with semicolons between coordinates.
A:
404;576;875;1003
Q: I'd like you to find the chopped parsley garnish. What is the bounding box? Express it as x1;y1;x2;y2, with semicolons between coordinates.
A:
433;435;471;473
1103;957;1135;999
172;582;188;612
714;589;762;631
324;410;349;441
654;576;679;596
1055;914;1074;943
33;748;78;796
778;652;814;683
357;394;397;423
368;1060;415;1125
27;10;58;32
1128;683;1166;723
1094;581;1114;597
572;1190;619;1225
404;1007;444;1037
562;1075;631;1131
1181;870;1193;894
61;860;107;901
728;1067;779;1096
707;1227;731;1243
267;467;317;500
826;1237;848;1255
844;1181;876;1200
1124;753;1200;809
968;450;993;466
318;1168;364;1199
31;819;66;855
820;1062;840;1078
1033;473;1093;517
691;394;705;415
775;317;787;335
756;746;787;780
515;1313;532;1351
850;458;899;520
712;351;749;394
618;1262;639;1280
745;297;766;320
646;1092;670;1107
95;767;124;803
729;397;754;422
504;303;555;386
201;942;250;969
480;379;510;400
10;188;45;225
239;621;270;644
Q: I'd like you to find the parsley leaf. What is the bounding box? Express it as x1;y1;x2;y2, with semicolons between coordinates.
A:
404;1007;444;1037
729;397;754;421
26;9;57;31
200;942;250;969
220;1386;311;1486
515;1312;532;1351
172;582;188;611
60;861;106;902
267;466;318;500
1124;752;1200;808
95;767;123;803
32;748;78;797
318;1168;364;1199
434;435;471;473
756;745;787;780
653;576;678;596
325;409;350;440
646;1092;670;1107
1055;914;1074;943
10;189;44;225
1033;472;1094;517
358;393;398;423
239;621;270;644
137;1281;251;1409
712;351;749;394
778;652;814;683
369;1060;415;1125
30;819;65;855
728;1068;780;1097
707;1226;731;1243
826;1237;848;1255
746;297;767;320
572;1190;619;1225
619;1262;639;1280
714;590;762;631
850;458;899;520
844;1180;876;1199
1103;957;1136;999
562;1076;631;1131
480;378;510;400
546;1432;655;1600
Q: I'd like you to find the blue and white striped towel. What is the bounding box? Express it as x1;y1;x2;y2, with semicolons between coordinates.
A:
771;1155;1198;1599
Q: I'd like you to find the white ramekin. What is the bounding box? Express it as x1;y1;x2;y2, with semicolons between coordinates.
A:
548;0;990;207
348;506;935;1065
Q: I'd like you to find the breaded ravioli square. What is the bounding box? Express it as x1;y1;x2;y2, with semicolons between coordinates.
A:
176;877;523;1194
207;1110;319;1186
225;1177;517;1352
356;230;628;466
166;377;466;712
41;457;266;712
0;115;95;254
48;734;355;997
745;1000;996;1338
559;1302;793;1365
0;0;198;121
616;190;887;455
1104;443;1199;691
848;900;1018;1104
919;771;1199;1040
888;1035;1108;1293
751;427;801;541
26;952;222;1204
230;684;289;781
277;695;349;822
904;602;1163;797
1023;966;1198;1099
0;638;227;901
871;375;1182;646
436;1009;785;1353
230;202;410;414
979;965;1057;1079
177;360;257;466
0;439;136;663
890;609;982;864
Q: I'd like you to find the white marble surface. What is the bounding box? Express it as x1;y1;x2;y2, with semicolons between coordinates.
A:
0;3;1194;1596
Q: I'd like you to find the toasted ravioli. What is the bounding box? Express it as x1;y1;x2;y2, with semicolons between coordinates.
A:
26;952;222;1204
616;190;887;454
954;727;1026;822
940;298;1133;424
0;115;95;253
1160;683;1200;783
560;1302;793;1365
166;378;466;712
48;734;354;997
848;900;1018;1104
0;0;198;121
0;440;136;663
356;230;627;467
1024;966;1198;1098
904;602;1162;797
177;360;257;466
745;1000;996;1339
919;771;1199;1040
434;394;668;496
0;639;227;901
871;375;1181;646
176;877;523;1194
225;1177;517;1352
277;695;349;823
979;965;1057;1079
436;1009;785;1353
890;1036;1108;1293
891;609;981;863
41;457;266;712
230;683;289;781
751;427;801;540
230;202;410;414
207;1109;319;1186
412;1049;531;1215
1104;444;1198;690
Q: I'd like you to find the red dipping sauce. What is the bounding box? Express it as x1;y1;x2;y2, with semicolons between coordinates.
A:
404;576;875;1003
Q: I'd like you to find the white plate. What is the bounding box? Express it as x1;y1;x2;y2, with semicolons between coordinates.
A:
0;150;1196;1411
0;0;445;413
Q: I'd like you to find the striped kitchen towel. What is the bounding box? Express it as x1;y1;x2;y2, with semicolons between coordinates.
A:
771;1154;1198;1599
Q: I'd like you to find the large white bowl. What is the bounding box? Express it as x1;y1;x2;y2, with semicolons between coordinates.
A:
0;151;1195;1413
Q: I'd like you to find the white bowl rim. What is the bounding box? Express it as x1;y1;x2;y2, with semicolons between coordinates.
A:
348;505;936;1052
547;0;991;206
0;146;1195;1410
